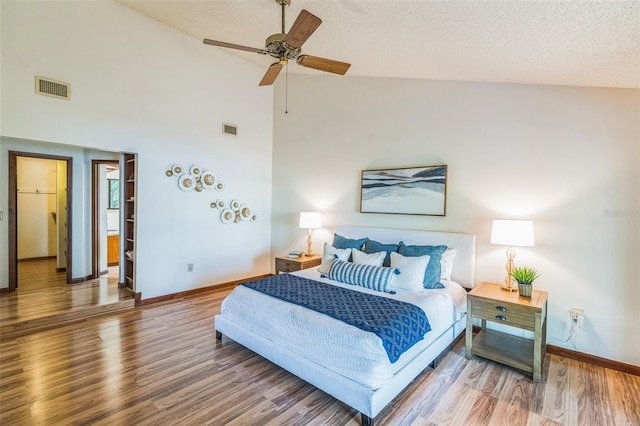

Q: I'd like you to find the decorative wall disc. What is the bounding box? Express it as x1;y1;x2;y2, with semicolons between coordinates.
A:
171;164;184;175
178;174;196;191
220;208;234;224
239;204;252;221
200;170;216;189
190;165;202;177
215;181;225;191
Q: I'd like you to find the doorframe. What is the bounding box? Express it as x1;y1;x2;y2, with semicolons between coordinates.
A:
8;151;73;291
91;159;119;279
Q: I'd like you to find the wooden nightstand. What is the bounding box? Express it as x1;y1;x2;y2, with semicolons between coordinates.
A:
465;281;548;382
275;254;322;274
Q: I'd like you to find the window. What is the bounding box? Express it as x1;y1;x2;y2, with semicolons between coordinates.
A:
108;179;120;209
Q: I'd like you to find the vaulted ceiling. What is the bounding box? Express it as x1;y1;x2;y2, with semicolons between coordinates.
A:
117;0;640;89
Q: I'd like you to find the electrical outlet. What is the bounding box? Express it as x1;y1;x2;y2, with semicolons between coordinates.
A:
569;308;585;328
187;263;193;272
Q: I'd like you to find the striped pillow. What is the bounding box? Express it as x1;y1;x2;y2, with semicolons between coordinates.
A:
328;259;396;292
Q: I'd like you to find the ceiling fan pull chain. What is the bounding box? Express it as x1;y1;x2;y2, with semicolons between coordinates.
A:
285;64;288;114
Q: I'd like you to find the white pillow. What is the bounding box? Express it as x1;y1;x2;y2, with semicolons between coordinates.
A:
318;243;351;274
440;248;457;281
351;248;385;267
389;252;431;292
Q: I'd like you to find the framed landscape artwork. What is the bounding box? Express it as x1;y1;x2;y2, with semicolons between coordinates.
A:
360;165;447;216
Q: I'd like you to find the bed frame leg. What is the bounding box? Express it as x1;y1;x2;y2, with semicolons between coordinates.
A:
361;413;374;426
216;331;222;340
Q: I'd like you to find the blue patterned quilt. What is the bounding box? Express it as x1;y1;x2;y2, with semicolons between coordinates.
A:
242;274;431;363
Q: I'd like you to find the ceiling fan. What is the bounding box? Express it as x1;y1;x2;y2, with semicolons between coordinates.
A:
203;0;351;86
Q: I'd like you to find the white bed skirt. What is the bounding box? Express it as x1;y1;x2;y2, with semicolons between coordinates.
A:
215;313;466;419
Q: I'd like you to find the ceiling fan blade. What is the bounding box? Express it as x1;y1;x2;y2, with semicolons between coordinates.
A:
259;63;283;86
296;55;351;75
203;39;267;55
284;10;322;49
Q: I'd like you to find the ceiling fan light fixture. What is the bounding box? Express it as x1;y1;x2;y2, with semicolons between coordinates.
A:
203;0;350;86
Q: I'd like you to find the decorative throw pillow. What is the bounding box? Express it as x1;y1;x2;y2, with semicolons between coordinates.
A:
389;252;431;292
363;240;403;267
328;260;395;292
351;248;385;267
440;248;457;281
332;233;369;260
398;243;447;289
318;242;351;275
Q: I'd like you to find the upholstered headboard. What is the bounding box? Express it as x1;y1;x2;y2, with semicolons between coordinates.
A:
334;225;477;289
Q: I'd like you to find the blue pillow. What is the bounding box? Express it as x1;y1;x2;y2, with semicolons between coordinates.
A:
328;259;395;292
363;240;403;267
332;234;369;261
398;244;447;289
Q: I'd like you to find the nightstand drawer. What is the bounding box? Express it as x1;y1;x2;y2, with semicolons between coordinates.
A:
275;255;322;274
275;258;302;273
471;298;535;330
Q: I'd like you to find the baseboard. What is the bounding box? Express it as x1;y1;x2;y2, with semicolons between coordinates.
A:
471;325;639;377
70;275;91;284
546;345;640;377
18;255;56;262
99;269;108;276
139;273;272;306
56;267;67;273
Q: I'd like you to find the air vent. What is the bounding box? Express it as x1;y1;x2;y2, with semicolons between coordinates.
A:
222;123;238;136
35;76;70;100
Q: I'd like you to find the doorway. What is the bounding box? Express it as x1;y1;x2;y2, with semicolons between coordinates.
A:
91;160;120;280
8;151;73;291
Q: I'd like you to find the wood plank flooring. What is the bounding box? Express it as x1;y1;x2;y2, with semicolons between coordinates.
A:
1;287;638;425
0;259;134;338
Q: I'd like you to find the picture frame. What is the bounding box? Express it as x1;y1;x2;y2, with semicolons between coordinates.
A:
360;165;447;216
108;179;120;209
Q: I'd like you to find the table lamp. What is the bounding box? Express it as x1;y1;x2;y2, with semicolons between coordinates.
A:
490;219;535;291
299;212;322;256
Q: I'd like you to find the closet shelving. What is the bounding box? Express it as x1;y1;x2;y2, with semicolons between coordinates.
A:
123;153;136;291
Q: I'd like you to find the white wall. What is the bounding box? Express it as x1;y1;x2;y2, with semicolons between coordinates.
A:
16;157;57;259
0;1;274;298
272;75;640;366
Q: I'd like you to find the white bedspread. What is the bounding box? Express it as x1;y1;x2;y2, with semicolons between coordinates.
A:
219;268;467;390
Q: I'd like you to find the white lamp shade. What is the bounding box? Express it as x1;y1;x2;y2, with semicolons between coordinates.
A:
299;212;322;229
490;220;535;247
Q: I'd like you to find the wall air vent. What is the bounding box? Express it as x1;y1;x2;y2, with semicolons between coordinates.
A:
222;123;238;136
35;76;70;100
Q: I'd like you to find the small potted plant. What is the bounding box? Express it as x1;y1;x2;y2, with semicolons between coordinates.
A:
511;266;540;297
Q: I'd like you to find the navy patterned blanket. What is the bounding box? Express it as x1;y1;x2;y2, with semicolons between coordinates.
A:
242;274;431;363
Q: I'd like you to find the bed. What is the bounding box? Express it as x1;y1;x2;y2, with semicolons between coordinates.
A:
215;225;476;425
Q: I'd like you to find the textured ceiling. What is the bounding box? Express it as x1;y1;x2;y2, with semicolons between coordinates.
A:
117;0;640;89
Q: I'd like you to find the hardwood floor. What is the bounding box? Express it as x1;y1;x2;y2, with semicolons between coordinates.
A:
1;286;638;425
0;259;134;339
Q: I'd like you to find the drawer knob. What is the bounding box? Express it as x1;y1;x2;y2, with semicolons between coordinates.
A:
496;315;507;321
496;306;507;312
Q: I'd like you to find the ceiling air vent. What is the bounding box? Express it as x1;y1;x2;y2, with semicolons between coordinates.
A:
35;76;70;100
222;123;238;136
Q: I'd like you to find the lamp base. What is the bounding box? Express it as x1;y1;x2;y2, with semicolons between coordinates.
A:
501;246;518;292
305;229;314;257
